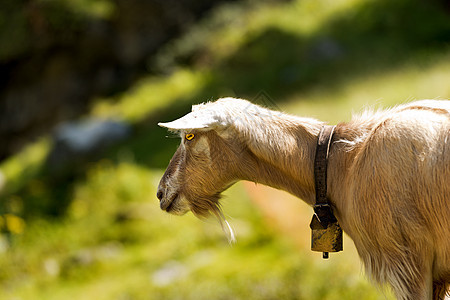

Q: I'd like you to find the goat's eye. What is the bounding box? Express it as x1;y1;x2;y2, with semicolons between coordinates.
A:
185;133;195;141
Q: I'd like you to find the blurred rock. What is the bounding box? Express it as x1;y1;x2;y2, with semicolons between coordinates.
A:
54;119;130;153
62;242;123;275
43;258;61;277
151;261;190;287
47;119;131;175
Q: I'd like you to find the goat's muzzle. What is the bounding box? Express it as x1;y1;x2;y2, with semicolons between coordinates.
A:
160;193;178;212
157;186;171;211
157;181;188;215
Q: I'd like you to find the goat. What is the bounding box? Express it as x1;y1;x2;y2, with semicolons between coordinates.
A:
157;98;449;300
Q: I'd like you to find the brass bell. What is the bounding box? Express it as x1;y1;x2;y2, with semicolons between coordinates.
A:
310;211;343;259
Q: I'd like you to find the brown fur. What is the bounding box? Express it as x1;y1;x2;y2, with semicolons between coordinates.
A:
158;99;450;300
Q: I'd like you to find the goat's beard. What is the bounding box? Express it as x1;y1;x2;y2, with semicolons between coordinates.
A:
189;193;236;244
189;193;221;218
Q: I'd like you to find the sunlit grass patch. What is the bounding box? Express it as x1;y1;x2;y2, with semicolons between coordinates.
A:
91;69;208;122
156;0;365;70
0;138;51;195
283;50;450;123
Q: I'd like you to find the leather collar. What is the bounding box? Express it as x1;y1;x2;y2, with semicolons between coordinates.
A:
313;125;337;227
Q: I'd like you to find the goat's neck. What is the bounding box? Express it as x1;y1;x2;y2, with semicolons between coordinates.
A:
236;114;324;206
237;114;363;225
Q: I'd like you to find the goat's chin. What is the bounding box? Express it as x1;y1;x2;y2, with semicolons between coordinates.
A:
168;206;190;216
188;193;222;220
166;196;190;216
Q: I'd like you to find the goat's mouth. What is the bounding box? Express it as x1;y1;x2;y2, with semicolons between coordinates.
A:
164;194;178;212
163;194;190;216
165;200;174;212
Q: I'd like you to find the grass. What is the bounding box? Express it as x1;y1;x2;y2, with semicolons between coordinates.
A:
1;0;449;298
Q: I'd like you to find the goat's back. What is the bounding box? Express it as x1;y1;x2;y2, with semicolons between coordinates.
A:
348;100;449;285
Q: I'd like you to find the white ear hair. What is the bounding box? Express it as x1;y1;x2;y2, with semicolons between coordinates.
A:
158;98;250;130
158;109;221;130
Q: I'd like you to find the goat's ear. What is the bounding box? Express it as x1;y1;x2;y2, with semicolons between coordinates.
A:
158;111;220;130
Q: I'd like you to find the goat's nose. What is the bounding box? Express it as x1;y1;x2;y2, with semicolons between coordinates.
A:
157;190;163;201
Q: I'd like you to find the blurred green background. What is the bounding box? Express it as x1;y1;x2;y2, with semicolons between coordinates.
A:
0;0;449;299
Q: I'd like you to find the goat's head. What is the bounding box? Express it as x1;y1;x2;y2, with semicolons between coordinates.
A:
157;98;255;224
